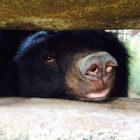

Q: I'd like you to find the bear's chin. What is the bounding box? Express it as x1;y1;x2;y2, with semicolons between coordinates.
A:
85;88;109;99
73;88;110;102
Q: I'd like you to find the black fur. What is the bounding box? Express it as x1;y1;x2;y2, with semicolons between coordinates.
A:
0;30;129;99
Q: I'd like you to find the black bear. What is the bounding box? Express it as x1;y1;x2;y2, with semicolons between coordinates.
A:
0;30;129;101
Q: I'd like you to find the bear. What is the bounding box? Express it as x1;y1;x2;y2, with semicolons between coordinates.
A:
0;30;129;102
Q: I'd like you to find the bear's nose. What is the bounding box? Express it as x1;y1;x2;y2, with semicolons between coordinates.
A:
77;52;118;80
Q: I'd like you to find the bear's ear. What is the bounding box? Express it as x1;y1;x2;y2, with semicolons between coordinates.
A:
14;31;50;59
20;31;49;52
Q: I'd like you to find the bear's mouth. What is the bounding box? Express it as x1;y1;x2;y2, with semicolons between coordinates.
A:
84;88;110;99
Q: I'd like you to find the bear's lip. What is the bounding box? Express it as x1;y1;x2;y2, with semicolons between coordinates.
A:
84;88;109;99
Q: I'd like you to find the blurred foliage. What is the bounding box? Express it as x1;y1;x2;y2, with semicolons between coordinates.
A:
126;33;140;95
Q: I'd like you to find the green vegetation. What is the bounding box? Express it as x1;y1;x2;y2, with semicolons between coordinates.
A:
126;32;140;95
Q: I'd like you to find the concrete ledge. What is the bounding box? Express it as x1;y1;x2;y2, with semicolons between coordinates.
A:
0;0;140;30
0;97;140;140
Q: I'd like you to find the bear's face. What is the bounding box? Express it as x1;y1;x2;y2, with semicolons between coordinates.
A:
13;31;127;101
64;52;117;102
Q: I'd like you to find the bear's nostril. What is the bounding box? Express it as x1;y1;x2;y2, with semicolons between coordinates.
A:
106;65;113;73
86;64;98;76
105;61;116;73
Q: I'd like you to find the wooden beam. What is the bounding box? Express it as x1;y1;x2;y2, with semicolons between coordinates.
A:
0;0;140;30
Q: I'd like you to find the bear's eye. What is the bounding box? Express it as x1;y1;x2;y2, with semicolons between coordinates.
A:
45;55;55;63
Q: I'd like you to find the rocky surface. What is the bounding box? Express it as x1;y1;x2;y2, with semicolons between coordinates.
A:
0;97;140;140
